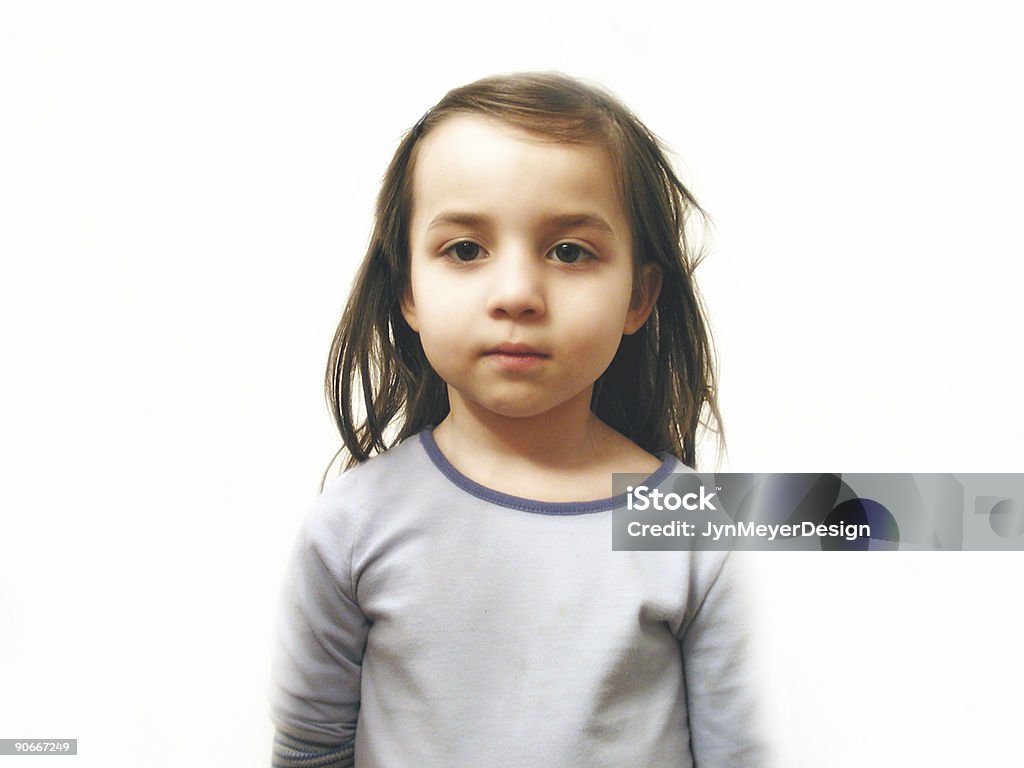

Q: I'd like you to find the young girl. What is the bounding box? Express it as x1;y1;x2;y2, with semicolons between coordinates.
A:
270;72;766;768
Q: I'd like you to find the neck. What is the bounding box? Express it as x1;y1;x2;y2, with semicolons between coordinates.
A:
429;385;663;502
434;387;610;470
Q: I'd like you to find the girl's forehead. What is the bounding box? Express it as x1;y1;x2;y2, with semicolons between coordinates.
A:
410;115;627;230
416;114;612;169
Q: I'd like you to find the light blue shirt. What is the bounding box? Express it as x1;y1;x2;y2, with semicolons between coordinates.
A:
270;428;769;767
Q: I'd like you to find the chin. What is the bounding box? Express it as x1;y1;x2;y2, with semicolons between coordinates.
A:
482;403;555;420
481;394;589;422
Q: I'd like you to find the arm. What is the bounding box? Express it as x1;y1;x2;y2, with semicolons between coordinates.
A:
679;551;772;768
270;495;369;767
272;730;355;768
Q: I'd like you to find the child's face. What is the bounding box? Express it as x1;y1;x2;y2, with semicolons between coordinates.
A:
402;115;660;424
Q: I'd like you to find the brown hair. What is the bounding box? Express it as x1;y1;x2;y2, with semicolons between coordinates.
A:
324;72;723;474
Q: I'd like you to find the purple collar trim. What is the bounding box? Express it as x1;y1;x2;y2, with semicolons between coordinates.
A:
418;427;678;516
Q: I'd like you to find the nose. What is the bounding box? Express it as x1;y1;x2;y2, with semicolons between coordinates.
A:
485;252;546;321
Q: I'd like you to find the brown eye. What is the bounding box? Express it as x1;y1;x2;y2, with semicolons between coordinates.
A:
448;241;482;261
552;243;593;263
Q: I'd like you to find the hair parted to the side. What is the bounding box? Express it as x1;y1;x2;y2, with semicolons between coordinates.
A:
324;71;723;477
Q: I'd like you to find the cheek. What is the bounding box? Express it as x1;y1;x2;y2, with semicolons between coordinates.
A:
575;285;633;338
416;297;463;336
407;269;454;332
581;295;635;368
565;313;628;369
411;302;465;370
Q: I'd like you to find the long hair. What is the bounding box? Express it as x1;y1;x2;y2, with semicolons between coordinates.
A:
325;72;723;474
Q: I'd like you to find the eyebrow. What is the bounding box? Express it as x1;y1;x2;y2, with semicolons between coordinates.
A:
426;211;616;235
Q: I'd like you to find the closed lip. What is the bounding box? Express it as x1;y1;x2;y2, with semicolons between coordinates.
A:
484;343;549;357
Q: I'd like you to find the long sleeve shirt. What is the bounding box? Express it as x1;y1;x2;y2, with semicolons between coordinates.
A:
270;428;769;767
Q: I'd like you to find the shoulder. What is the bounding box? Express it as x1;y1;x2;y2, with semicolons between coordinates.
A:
637;456;732;622
320;432;429;496
302;432;434;545
679;549;750;637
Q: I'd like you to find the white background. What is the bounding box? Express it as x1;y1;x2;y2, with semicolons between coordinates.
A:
2;1;1021;765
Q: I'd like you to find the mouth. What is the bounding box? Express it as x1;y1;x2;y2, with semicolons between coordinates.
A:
483;343;550;371
484;343;549;358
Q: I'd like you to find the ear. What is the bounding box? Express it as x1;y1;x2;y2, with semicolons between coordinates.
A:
623;263;662;335
400;287;420;333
